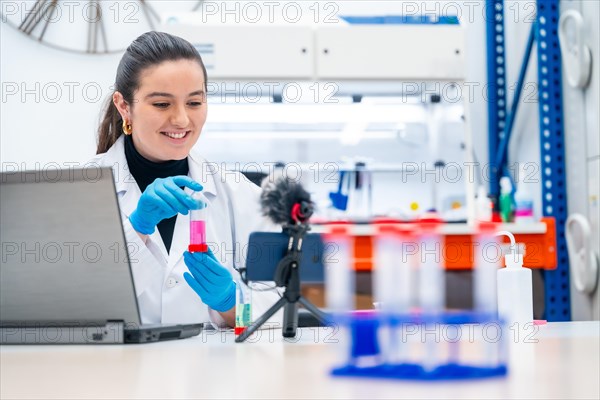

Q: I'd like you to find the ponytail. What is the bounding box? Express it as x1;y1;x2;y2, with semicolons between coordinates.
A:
96;96;123;154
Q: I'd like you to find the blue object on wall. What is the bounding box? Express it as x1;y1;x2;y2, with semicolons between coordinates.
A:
535;0;571;321
329;171;349;211
485;0;508;199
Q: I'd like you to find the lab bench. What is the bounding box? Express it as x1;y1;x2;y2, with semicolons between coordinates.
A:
1;322;598;399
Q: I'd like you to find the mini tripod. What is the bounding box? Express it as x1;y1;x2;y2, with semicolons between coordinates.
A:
235;223;330;342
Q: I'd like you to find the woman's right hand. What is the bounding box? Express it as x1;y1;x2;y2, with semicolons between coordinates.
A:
129;176;203;235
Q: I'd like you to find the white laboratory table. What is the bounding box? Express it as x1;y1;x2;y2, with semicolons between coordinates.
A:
1;321;599;399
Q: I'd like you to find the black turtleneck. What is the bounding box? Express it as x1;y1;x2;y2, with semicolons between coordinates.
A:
124;134;189;253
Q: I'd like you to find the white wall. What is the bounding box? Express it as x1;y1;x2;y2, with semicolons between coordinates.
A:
1;1;489;168
0;0;541;216
0;24;121;166
561;0;600;320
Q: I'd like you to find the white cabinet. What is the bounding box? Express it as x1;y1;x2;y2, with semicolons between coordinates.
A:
315;25;465;81
164;23;466;82
165;24;314;79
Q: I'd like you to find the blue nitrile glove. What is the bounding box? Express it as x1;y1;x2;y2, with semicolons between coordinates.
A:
183;249;236;312
129;176;203;235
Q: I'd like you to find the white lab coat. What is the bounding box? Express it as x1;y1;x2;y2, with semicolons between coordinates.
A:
90;136;281;326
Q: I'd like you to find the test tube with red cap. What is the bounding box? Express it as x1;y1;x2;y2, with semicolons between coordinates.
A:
235;280;252;336
417;220;444;371
475;221;502;367
324;224;354;313
323;223;355;366
189;192;208;253
373;220;414;364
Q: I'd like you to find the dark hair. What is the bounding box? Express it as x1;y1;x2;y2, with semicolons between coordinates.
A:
97;31;207;154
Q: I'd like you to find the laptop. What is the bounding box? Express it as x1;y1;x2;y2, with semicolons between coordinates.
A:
0;167;203;344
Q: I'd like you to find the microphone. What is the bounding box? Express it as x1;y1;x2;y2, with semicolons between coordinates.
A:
238;176;330;342
260;176;314;225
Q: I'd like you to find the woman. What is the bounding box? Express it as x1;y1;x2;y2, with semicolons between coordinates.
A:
91;31;278;328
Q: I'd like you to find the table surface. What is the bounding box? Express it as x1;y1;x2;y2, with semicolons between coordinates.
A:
1;321;599;399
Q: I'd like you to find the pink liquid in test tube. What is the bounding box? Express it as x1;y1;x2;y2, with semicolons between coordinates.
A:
189;220;207;252
189;192;208;252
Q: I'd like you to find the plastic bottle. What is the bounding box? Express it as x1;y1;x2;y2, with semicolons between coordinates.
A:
497;250;533;327
189;192;208;253
499;177;514;223
475;186;493;222
514;164;536;224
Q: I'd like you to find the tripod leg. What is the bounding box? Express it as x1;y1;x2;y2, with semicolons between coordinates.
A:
235;296;287;343
282;302;298;338
298;296;331;325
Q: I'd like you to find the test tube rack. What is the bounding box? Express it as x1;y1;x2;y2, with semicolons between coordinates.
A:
329;311;507;381
324;221;509;381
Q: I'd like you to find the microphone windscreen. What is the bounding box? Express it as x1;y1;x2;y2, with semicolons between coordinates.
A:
260;177;313;225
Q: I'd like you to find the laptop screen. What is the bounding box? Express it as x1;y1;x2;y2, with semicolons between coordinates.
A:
0;168;141;326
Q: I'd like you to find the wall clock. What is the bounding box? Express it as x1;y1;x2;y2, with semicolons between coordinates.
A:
1;0;203;54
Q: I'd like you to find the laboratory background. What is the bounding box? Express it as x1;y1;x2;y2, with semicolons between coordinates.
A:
1;0;599;399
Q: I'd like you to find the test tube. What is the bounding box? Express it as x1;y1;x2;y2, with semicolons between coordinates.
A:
474;222;500;315
373;221;412;364
235;280;252;336
189;191;207;253
417;222;444;371
374;223;414;313
474;222;501;367
323;224;354;366
324;225;354;313
418;223;444;314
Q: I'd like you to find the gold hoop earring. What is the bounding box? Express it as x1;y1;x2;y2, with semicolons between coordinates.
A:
122;120;132;135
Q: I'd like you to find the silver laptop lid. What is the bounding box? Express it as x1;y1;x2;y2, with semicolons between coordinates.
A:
0;168;141;326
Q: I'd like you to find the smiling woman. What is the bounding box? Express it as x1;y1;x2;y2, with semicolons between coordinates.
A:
113;59;207;162
96;32;208;157
91;32;279;329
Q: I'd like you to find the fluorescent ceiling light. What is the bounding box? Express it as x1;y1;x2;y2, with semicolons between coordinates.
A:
201;130;399;141
207;103;427;124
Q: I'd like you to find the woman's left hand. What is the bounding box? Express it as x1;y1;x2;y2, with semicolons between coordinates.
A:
183;249;236;313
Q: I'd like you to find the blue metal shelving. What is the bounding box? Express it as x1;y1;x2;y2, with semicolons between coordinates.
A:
535;0;570;321
485;0;508;199
486;0;571;320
